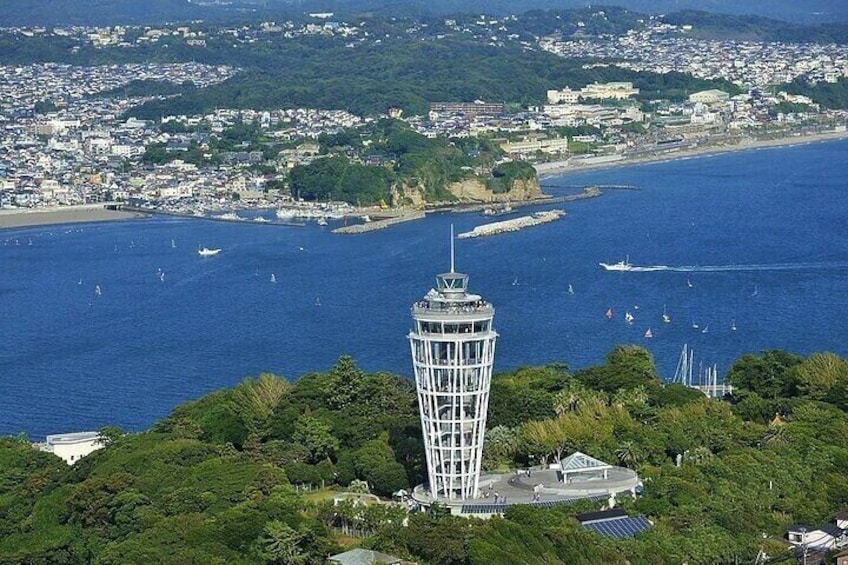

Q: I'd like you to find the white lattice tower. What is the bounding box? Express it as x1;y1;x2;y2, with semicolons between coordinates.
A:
409;233;497;500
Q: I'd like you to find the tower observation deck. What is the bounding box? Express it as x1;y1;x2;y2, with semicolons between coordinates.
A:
409;240;497;501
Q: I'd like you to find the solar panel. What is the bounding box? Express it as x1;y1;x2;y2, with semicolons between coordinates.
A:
583;516;651;539
460;503;507;514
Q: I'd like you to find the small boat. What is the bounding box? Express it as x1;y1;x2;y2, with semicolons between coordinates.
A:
751;285;759;297
730;320;737;331
315;297;321;306
170;239;176;249
605;308;614;320
567;284;574;295
512;278;519;286
159;271;165;282
253;216;271;223
599;256;632;271
624;311;635;324
644;328;653;339
662;305;671;324
94;285;102;296
701;325;709;334
270;274;276;283
687;278;693;288
317;217;328;226
198;247;221;257
691;321;700;330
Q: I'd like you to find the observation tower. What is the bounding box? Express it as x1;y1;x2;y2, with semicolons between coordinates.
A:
409;232;497;501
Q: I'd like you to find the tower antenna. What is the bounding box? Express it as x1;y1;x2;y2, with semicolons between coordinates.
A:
450;224;455;273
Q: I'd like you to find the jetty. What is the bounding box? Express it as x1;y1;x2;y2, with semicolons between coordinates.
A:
457;210;565;239
332;211;425;234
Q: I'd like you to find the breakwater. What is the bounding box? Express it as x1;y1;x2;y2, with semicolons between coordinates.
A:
332;211;426;234
457;209;565;239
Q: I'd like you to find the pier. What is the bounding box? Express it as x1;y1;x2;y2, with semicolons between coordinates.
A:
457;209;565;239
332;211;425;234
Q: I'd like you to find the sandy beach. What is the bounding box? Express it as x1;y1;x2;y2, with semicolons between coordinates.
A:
0;204;148;230
535;128;848;179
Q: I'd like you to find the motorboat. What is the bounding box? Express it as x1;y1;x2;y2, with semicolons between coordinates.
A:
599;256;632;271
198;247;221;257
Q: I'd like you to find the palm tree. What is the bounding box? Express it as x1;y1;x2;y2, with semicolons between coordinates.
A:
614;440;641;469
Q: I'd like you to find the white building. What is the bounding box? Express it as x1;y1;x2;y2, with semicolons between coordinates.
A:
40;431;103;465
547;87;582;104
581;81;639;100
409;242;497;501
500;136;570;157
688;89;730;104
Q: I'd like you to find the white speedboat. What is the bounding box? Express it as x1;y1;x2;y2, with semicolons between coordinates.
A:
198;247;221;257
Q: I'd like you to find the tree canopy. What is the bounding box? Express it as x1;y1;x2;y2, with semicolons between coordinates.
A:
2;347;848;564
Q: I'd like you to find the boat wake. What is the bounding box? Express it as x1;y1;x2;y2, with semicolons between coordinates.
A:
618;261;848;273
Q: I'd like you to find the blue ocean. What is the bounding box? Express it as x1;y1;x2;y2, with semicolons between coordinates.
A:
2;139;847;438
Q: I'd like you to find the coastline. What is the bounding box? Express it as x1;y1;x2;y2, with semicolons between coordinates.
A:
3;130;846;232
0;204;148;231
535;129;848;180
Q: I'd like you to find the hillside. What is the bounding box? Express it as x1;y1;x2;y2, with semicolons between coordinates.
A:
2;348;847;564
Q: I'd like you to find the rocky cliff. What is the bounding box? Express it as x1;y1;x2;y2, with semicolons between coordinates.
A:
395;175;545;207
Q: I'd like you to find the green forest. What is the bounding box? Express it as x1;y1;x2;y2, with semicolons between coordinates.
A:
2;347;847;564
290;120;502;205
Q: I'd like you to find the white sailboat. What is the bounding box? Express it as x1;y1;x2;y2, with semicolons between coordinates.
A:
687;278;693;288
270;274;277;283
730;320;737;331
567;284;574;295
662;305;671;324
644;328;653;339
701;324;709;334
170;239;176;249
94;285;102;296
624;311;635;324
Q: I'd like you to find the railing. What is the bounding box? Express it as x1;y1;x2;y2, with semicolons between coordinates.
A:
412;301;493;316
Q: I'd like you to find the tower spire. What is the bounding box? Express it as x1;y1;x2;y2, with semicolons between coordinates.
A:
450;224;455;273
